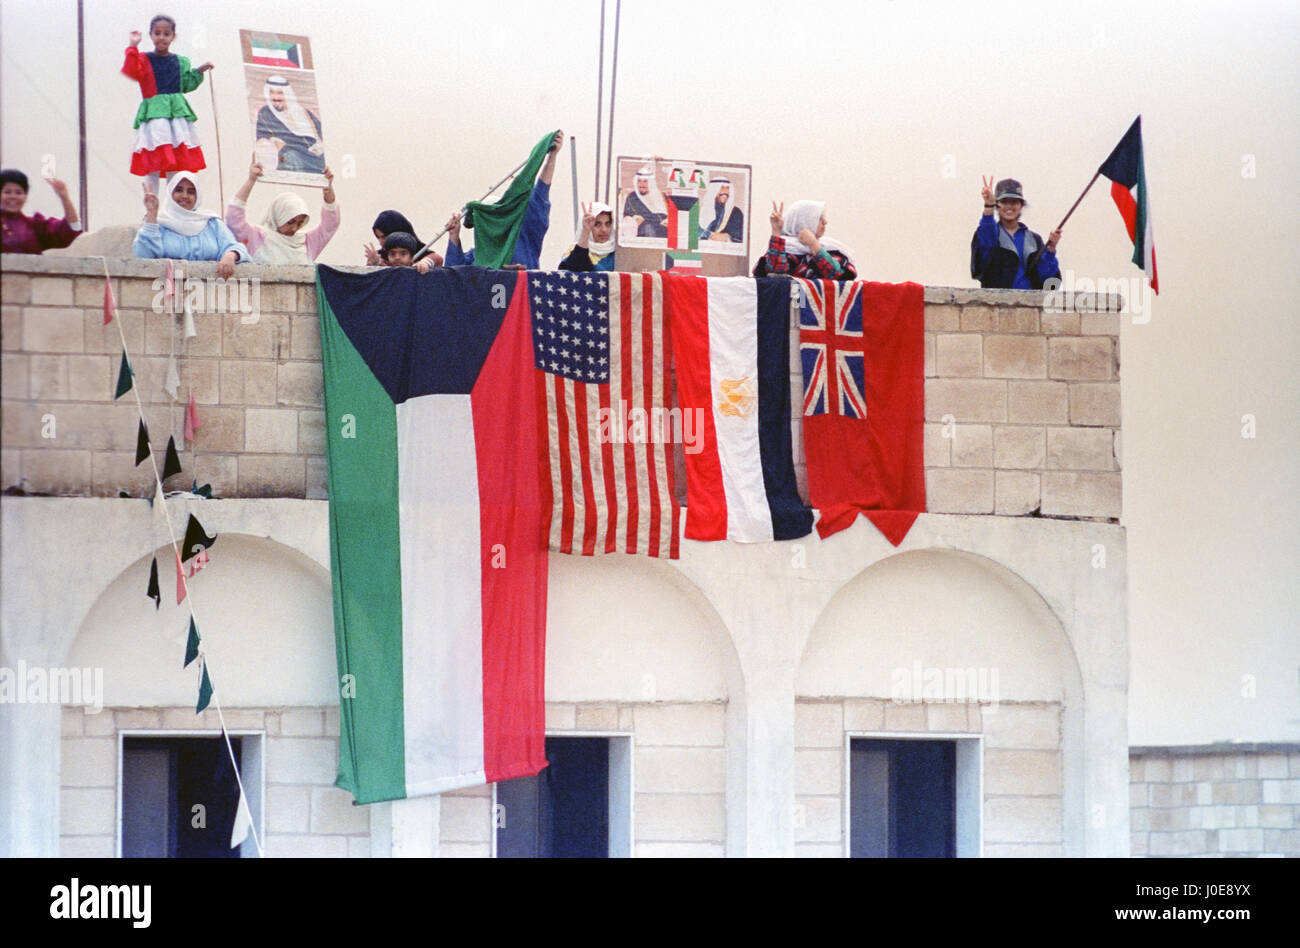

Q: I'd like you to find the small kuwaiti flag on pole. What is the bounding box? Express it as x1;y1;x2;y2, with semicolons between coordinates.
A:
249;38;303;68
317;264;548;804
1098;116;1158;294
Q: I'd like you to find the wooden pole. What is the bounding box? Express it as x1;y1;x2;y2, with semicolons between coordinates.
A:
208;77;226;210
603;0;621;205
1056;170;1101;231
412;156;529;262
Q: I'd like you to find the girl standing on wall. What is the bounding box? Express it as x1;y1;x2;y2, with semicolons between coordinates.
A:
122;15;212;194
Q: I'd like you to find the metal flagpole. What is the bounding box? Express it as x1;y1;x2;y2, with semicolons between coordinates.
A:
77;0;88;228
570;136;580;230
594;0;605;200
412;156;530;262
603;0;621;205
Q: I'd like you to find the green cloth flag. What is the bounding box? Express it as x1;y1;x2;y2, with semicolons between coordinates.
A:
196;661;212;713
115;351;133;399
461;129;558;269
184;617;200;667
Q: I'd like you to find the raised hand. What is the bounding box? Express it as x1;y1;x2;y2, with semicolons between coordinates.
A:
446;211;462;244
363;243;381;266
1046;228;1062;252
142;182;159;222
129;30;142;47
45;176;69;197
770;201;784;237
248;155;265;181
981;175;995;209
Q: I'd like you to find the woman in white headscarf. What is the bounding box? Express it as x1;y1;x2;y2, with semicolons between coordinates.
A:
255;75;326;174
226;155;340;264
134;171;249;278
558;201;617;272
752;199;857;280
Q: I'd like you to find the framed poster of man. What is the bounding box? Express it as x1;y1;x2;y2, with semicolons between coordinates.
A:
614;156;751;276
239;31;327;187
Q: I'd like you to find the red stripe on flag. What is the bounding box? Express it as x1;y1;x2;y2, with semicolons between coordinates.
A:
658;281;681;559
573;381;597;556
534;363;554;549
553;373;575;554
665;274;727;540
641;275;663;556
250;56;299;67
619;274;641;553
474;272;547;784
597;375;619;553
1110;180;1138;243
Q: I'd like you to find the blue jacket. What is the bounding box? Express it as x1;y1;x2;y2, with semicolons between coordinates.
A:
134;219;251;263
445;182;550;269
971;214;1059;290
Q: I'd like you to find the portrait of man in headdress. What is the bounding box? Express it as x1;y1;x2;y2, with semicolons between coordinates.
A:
255;74;325;174
621;164;668;238
701;175;744;243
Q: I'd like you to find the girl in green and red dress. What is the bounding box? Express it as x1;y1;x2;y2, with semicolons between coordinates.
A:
121;15;213;193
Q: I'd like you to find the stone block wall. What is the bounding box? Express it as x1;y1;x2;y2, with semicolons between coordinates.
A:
438;700;727;857
1129;744;1300;857
3;257;1122;521
793;698;1064;857
59;705;370;858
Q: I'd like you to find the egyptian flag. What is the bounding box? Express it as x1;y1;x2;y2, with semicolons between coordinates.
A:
798;279;926;546
666;275;813;543
316;265;547;804
1098;116;1159;294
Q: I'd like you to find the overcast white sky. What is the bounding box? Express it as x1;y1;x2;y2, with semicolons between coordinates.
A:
3;0;1297;745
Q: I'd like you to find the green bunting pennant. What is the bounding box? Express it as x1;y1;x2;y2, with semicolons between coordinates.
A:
184;616;200;667
196;660;213;713
114;351;134;399
162;435;183;480
146;556;161;610
134;419;150;466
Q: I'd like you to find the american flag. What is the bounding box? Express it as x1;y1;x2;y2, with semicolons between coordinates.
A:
797;278;867;418
530;270;680;558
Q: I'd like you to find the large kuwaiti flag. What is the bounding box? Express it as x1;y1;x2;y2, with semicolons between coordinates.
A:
530;270;680;557
665;274;813;542
317;265;547;803
798;279;926;546
1098;115;1159;294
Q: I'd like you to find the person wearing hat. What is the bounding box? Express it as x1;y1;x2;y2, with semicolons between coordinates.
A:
970;176;1061;290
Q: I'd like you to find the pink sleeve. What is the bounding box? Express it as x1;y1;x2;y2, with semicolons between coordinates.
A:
225;203;264;256
305;203;340;260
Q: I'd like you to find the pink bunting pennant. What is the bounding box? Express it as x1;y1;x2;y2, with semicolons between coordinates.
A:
103;277;115;326
185;393;201;444
188;548;209;578
175;549;187;605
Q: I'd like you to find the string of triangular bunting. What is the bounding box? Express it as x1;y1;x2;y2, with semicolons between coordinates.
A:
100;256;260;855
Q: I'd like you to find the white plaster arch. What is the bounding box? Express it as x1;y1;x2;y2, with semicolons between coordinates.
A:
69;534;337;708
545;553;750;855
546;554;740;702
796;548;1081;703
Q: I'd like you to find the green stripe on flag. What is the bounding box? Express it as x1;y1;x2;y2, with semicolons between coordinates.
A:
317;275;407;803
1131;147;1148;271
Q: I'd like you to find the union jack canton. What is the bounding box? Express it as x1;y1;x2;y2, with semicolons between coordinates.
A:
797;278;867;418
